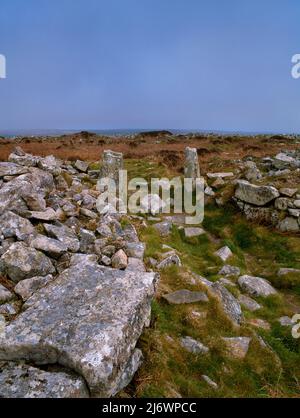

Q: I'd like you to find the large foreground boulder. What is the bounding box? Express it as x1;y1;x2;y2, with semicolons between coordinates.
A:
0;262;158;397
235;181;279;206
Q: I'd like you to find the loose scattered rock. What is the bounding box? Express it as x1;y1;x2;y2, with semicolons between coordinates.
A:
201;375;218;390
180;336;209;355
29;208;57;221
0;162;28;177
30;235;68;258
153;220;172;237
238;294;261;312
247;318;271;331
74;160;89;173
218;265;240;277
14;274;54;301
184;227;205;238
212;283;243;325
125;242;145;259
238;275;277;297
44;223;80;252
0;303;17;315
0;285;13;304
222;337;251;359
277;217;299;232
111;249;128;270
207;172;234;179
279;188;298;198
214;246;233;262
277;268;300;276
1;242;55;283
278;316;294;327
157;254;182;270
0;211;35;241
162;289;208;305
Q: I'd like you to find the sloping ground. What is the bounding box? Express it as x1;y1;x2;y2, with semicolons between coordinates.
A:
112;158;300;398
123;204;300;398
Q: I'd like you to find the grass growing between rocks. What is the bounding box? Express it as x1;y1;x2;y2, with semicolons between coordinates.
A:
125;158;172;183
122;200;300;398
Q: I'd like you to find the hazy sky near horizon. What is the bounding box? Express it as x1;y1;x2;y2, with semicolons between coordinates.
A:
0;0;300;133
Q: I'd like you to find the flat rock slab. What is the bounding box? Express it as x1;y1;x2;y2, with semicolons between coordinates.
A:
235;180;279;206
184;227;205;238
207;172;234;179
180;336;209;354
0;262;157;397
238;294;261;312
278;268;300;276
0;163;28;177
0;362;89;398
162;289;208;304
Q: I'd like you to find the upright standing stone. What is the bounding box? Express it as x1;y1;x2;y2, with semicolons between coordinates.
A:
184;147;200;180
100;150;124;186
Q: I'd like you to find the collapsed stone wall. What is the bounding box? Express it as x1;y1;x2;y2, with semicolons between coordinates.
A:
0;147;158;397
206;149;300;233
233;180;300;232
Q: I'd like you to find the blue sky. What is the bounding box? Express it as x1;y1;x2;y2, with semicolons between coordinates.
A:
0;0;299;133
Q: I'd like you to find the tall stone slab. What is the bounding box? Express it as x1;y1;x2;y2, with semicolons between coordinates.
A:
184;147;200;180
99;150;124;186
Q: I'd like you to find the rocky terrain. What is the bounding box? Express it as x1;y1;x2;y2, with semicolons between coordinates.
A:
0;146;157;397
0;133;299;398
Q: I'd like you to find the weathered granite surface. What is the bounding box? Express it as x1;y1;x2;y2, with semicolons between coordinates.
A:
0;262;158;397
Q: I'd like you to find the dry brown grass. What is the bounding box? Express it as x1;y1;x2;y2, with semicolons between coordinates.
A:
1;134;299;176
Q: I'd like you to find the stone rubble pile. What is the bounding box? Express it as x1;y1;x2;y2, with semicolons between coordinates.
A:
0;147;158;398
205;149;300;232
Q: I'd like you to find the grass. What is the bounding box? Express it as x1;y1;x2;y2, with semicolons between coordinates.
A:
121;197;300;398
